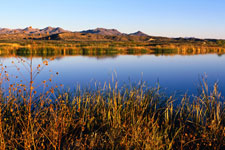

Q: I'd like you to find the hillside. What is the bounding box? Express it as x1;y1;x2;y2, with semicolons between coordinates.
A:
129;31;149;36
0;27;225;48
0;26;69;35
80;28;122;36
42;32;153;42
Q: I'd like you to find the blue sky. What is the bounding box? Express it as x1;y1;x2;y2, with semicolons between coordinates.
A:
0;0;225;39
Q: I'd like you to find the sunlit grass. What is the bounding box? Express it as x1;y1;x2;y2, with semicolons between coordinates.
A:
0;41;225;57
0;78;224;149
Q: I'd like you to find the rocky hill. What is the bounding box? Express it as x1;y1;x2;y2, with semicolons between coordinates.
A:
0;26;69;35
80;28;122;36
129;31;149;36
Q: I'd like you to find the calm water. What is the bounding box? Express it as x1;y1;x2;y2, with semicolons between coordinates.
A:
1;54;225;96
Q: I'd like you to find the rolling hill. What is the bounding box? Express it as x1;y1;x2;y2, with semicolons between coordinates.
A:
80;28;122;36
129;31;149;36
0;27;224;48
0;26;69;35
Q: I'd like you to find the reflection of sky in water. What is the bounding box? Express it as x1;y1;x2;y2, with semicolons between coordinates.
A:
1;54;225;96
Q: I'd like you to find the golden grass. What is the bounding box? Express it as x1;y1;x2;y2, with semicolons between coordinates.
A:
0;42;225;58
0;79;224;149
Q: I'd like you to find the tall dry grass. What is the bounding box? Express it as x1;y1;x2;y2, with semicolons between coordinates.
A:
0;79;224;149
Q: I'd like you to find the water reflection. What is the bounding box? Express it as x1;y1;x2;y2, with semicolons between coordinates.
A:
0;46;225;58
0;48;225;96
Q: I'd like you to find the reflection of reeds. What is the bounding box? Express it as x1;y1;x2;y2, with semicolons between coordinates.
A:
0;42;225;58
0;78;224;149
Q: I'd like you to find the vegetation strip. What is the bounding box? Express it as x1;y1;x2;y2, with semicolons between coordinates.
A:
0;80;224;149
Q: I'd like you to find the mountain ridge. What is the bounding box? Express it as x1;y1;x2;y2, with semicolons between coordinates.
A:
0;27;224;43
0;27;150;36
0;26;69;35
129;31;149;36
80;28;123;36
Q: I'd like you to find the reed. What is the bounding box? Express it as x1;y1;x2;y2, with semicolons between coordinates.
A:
0;79;224;149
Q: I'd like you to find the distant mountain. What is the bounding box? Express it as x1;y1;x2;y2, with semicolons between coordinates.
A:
0;26;69;35
41;32;153;42
0;28;13;34
129;31;149;36
80;28;122;36
40;27;68;35
1;26;222;44
0;27;151;37
22;26;40;34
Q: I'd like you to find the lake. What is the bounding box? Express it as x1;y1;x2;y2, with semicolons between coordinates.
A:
1;52;225;96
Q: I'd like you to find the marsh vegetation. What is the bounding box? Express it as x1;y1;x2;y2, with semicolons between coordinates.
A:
0;76;224;149
0;44;224;149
